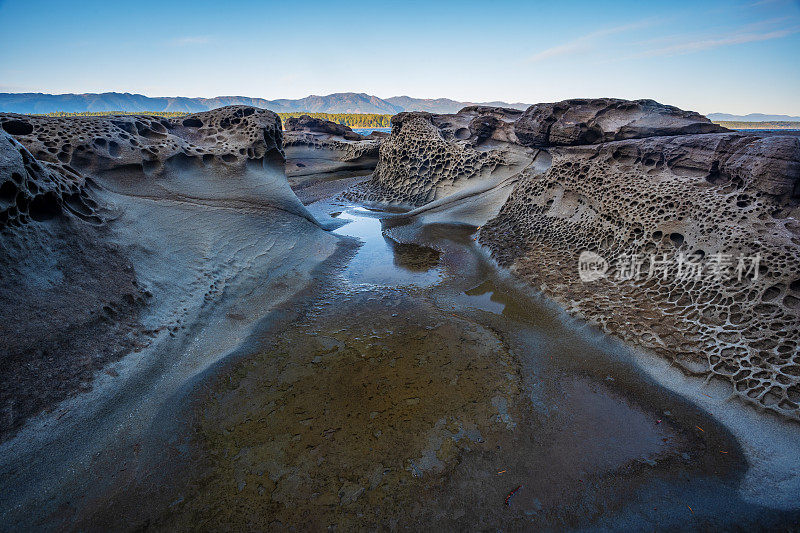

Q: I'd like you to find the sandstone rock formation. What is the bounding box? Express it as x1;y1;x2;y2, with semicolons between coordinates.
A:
514;98;729;146
0;106;313;220
285;114;364;140
1;129;146;438
0;106;338;441
283;115;382;196
353;99;800;420
350;107;541;223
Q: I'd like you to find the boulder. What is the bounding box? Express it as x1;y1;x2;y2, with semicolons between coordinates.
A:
354;108;536;209
284;114;363;140
0;106;337;442
282;115;383;190
514;98;729;147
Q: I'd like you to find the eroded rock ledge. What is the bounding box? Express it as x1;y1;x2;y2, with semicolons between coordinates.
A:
354;99;800;419
283;115;382;188
0;129;146;439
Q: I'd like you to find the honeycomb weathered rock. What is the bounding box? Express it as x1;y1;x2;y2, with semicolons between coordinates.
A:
0;106;322;439
482;132;800;418
0;106;284;182
354;99;800;420
0;130;101;230
351;108;533;207
0;129;145;438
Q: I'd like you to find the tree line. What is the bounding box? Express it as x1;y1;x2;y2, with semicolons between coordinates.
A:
37;111;189;118
714;120;800;130
278;112;392;128
33;111;394;128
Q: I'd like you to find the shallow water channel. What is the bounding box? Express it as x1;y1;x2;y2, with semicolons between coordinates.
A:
156;202;797;530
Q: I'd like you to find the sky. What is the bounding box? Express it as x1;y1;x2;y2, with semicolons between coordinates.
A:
0;0;799;115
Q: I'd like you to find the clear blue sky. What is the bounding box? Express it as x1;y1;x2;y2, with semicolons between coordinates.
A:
1;0;798;115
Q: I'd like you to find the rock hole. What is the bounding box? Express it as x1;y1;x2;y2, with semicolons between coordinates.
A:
2;119;33;136
669;232;684;247
762;286;781;301
0;181;18;205
783;295;800;309
29;192;61;221
454;128;470;140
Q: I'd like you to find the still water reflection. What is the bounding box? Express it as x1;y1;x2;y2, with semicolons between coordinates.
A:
332;207;442;287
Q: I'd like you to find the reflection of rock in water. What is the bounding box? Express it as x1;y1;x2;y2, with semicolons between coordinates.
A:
389;240;440;272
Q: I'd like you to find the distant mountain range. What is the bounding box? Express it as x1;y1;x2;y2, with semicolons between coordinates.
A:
3;92;796;121
0;92;531;115
707;112;800;122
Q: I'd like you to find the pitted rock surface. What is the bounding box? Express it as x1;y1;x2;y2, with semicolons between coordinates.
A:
0;106;324;440
481;132;800;418
351;99;800;420
1;130;145;438
350;108;533;207
0;130;102;229
1;106;284;181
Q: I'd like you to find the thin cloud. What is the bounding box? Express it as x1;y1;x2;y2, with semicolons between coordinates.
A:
527;20;655;63
634;25;799;57
630;17;793;47
749;0;790;7
528;40;589;62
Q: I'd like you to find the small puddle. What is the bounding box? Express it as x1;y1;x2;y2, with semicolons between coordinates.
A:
332;206;442;287
462;279;517;315
463;284;506;314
